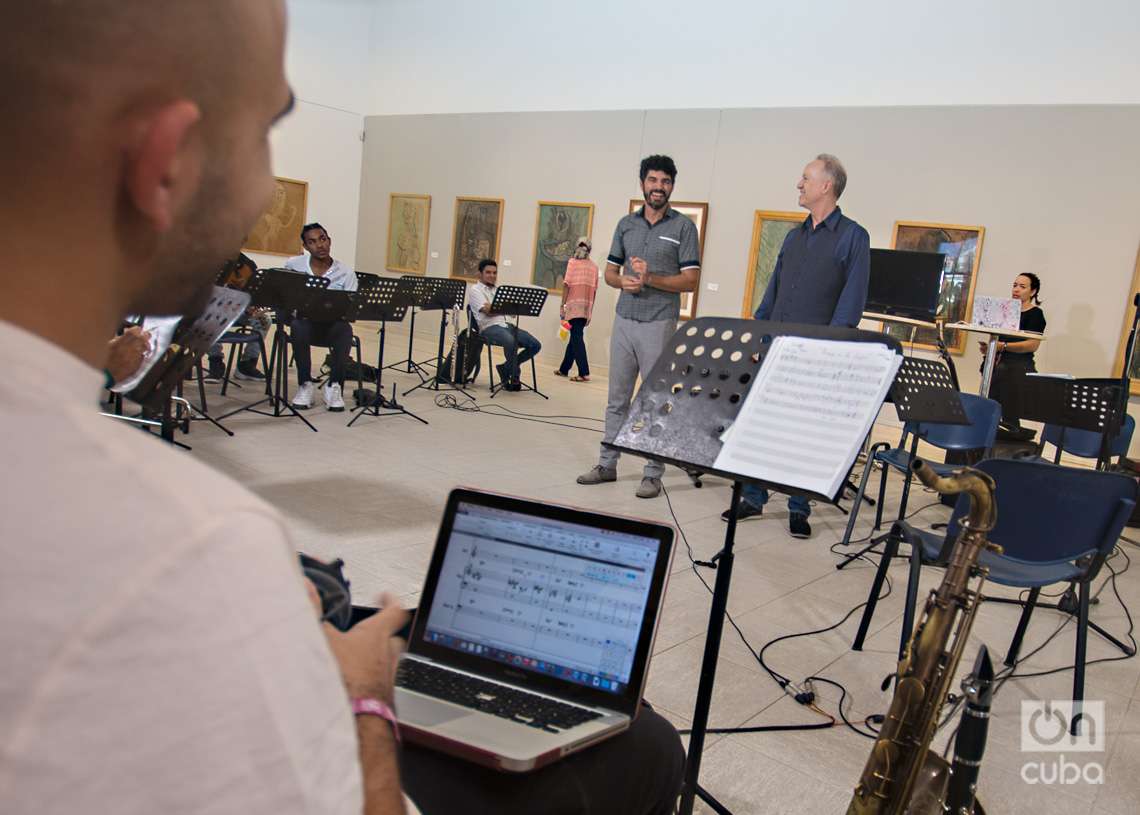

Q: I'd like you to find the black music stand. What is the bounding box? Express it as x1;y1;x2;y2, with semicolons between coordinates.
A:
218;268;331;432
606;318;903;815
1014;377;1125;470
486;284;548;399
836;356;968;573
402;277;469;397
115;286;251;448
385;274;436;379
347;277;428;427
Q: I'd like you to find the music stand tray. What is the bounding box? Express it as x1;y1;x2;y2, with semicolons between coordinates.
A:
402;277;471;397
347;276;428;427
487;284;548;399
607;317;903;815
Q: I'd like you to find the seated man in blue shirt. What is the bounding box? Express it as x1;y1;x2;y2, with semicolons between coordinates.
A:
726;153;870;539
468;259;541;391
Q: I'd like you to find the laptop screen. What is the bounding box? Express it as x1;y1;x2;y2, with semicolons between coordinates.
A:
420;500;664;696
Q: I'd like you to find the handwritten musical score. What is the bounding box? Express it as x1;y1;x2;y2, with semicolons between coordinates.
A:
713;336;901;498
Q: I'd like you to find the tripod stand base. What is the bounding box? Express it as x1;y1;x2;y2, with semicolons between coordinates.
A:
347;383;429;427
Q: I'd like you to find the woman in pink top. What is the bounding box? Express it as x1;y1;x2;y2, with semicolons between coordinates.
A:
556;237;599;381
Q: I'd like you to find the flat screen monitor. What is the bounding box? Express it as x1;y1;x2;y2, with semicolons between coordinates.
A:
866;249;945;321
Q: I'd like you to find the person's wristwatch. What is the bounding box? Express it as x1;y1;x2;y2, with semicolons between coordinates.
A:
352;697;401;742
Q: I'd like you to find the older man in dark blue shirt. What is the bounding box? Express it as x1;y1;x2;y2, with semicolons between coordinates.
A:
727;154;870;539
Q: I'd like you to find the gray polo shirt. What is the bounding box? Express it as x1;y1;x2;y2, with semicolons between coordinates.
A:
607;206;701;322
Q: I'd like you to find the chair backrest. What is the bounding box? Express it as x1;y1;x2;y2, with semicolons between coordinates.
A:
904;393;1001;452
1041;413;1135;461
943;458;1136;574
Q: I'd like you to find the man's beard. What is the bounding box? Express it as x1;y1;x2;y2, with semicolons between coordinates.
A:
644;190;669;211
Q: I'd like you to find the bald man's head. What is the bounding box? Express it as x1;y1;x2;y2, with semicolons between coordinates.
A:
0;0;292;320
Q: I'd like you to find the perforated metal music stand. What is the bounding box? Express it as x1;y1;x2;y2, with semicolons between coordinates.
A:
402;277;470;397
606;317;903;815
347;277;428;427
1015;377;1125;469
486;284;548;399
115;286;251;447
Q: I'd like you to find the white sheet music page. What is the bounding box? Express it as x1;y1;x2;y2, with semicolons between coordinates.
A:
713;336;901;498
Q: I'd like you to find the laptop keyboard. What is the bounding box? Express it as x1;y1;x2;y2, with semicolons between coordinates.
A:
397;659;604;733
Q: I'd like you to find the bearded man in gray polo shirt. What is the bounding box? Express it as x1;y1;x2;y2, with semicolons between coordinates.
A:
577;155;700;499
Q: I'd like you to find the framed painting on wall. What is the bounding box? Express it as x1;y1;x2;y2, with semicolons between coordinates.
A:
450;197;504;280
741;210;803;317
627;199;709;320
883;221;986;354
386;193;431;275
1113;242;1140;395
244;176;308;257
532;201;594;291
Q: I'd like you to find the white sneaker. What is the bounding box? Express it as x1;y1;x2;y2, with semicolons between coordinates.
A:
292;381;315;410
323;382;345;412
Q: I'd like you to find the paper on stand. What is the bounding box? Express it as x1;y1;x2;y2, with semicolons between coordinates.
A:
713;336;901;499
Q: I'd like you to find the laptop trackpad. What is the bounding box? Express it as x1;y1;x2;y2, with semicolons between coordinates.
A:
397;689;472;727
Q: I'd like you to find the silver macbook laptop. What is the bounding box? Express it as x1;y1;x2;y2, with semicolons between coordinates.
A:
395;488;675;772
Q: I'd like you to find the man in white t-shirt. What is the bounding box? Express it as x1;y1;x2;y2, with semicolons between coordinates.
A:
284;222;359;411
0;3;409;814
467;259;541;391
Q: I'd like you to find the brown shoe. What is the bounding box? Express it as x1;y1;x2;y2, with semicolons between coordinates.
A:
577;465;617;485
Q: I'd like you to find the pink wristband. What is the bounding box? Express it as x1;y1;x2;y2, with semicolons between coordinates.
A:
352;697;401;743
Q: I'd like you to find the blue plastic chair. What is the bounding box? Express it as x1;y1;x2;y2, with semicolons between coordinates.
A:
861;458;1135;728
840;393;1002;550
1039;414;1135;469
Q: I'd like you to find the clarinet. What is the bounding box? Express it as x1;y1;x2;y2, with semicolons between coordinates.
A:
945;647;995;814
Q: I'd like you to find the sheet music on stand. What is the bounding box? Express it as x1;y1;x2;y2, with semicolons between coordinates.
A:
714;336;901;499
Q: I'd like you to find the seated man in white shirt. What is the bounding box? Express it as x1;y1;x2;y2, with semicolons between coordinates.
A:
284;222;358;411
467;259;541;391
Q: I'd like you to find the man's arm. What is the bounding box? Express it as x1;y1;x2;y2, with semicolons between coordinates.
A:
603;261;624;289
753;254;783;320
324;597;410;815
829;227;870;328
645;268;699;293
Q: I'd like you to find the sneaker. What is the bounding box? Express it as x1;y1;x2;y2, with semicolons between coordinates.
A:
204;357;225;383
504;380;522;392
323;382;345;412
721;501;764;522
495;363;511;385
789;513;812;539
636;477;662;499
235;360;265;381
577;465;617;485
292;381;315;410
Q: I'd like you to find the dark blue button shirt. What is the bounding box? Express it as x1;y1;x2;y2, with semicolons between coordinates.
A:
753;207;870;327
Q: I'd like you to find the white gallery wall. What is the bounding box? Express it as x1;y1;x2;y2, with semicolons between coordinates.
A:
246;0;375;270
368;0;1140;114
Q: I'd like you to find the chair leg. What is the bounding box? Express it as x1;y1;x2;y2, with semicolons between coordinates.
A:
353;337;363;396
1072;581;1090;736
852;534;899;651
1005;587;1040;667
898;540;924;661
222;343;238;396
486;345;495;389
873;461;889;531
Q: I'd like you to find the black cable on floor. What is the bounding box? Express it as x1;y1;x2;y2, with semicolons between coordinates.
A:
433;393;604;433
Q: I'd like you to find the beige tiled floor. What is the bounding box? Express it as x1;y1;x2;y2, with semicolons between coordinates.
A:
185;325;1140;814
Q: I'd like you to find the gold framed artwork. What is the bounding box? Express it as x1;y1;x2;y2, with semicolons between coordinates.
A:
386;193;431;275
1113;242;1140;395
882;221;987;354
450;197;504;279
627;199;709;320
532;201;595;291
244;176;308;257
741;210;804;317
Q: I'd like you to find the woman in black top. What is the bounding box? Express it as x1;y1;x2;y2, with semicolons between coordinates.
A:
979;272;1046;436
